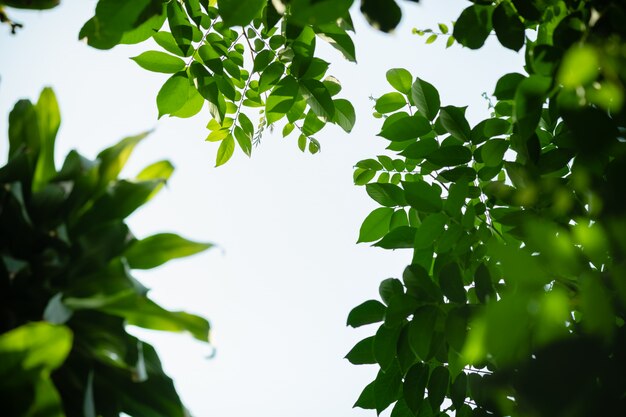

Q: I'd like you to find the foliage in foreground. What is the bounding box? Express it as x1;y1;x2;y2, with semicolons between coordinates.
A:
348;1;626;417
0;88;212;416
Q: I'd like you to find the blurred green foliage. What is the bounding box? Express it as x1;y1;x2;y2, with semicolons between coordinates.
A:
1;88;212;416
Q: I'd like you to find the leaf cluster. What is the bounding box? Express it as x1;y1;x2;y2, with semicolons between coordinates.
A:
349;0;626;413
0;88;213;416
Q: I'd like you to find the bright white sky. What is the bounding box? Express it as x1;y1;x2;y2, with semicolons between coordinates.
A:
0;1;522;416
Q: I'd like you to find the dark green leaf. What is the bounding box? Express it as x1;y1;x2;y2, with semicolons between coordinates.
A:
347;300;386;327
475;263;495;303
439;263;466;303
374;323;402;370
492;2;525;51
411;77;440;120
403;362;429;414
514;75;551;140
366;183;407;207
439;106;471;142
403;264;442;302
493;73;525;101
403;180;442;213
401;138;439;159
374;363;403;413
379;278;405;305
360;0;402;33
374;226;417;249
427;366;450;410
453;5;493;49
480;139;508;167
408;306;438;360
219;0;265;27
426;145;472;167
413;213;447;250
354;380;376;410
346;336;376;365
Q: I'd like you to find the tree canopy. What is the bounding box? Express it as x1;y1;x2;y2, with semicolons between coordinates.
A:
2;0;626;416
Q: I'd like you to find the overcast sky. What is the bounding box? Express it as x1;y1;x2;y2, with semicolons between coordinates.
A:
0;1;523;416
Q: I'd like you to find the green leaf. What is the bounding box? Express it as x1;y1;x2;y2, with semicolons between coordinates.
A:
97;131;150;187
332;99;356;133
366;183;407;207
474;263;495;303
513;75;551;140
131;51;185;73
234;126;253;157
403;180;442;213
315;23;357;62
8;99;39;162
157;72;191;118
400;138;439;159
354;168;375;184
291;26;316;78
438;263;466;304
471;118;510;144
374;323;402;370
125;233;213;270
386;68;413;94
403;362;429;414
557;45;600;88
266;76;299;124
426;145;472;167
403;264;442;302
450;373;467;409
346;336;376;365
252;49;273;73
289;0;353;26
375;92;407;113
347;300;386;327
299;79;335;121
360;0;402;33
379;278;405;305
218;0;265;27
358;207;394;243
408;306;438;360
259;61;285;93
354;380;376;410
427;366;450;410
95;296;210;342
374;363;403;413
411;77;440;120
413;213;447;250
0;322;73;380
379;112;431;141
33;87;60;192
154;31;190;57
492;2;525;51
439;106;471;142
445;308;468;352
374;226;417;249
136;160;175;182
480;139;509;167
453;5;493;49
385;293;419;326
215;134;235;166
493;73;526;100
